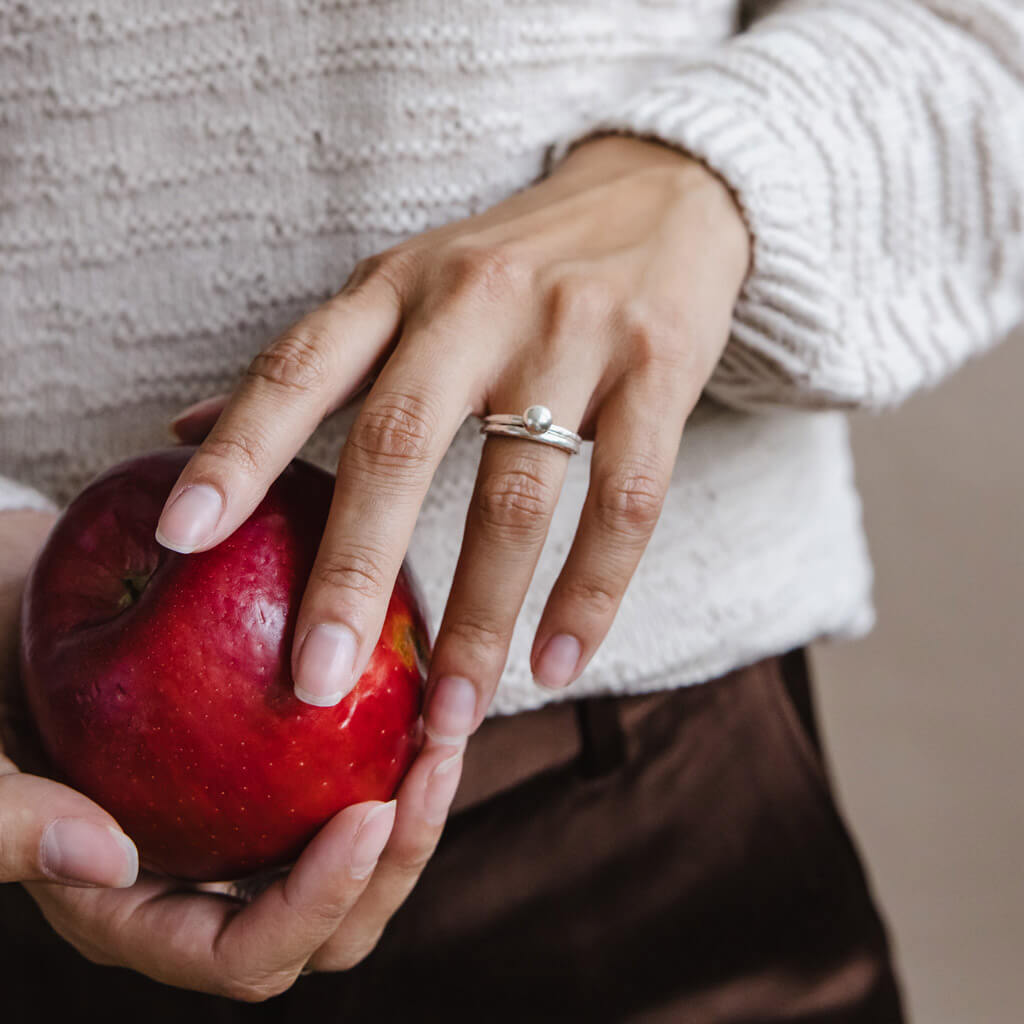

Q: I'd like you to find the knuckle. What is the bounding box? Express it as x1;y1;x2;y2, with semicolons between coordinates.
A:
595;465;665;537
475;465;554;540
247;330;330;396
440;243;530;306
348;391;436;470
346;253;388;291
561;575;620;616
278;876;346;929
314;546;389;601
443;616;508;655
346;248;417;300
200;431;268;478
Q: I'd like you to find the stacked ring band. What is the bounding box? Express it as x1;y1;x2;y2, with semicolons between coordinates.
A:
480;405;582;455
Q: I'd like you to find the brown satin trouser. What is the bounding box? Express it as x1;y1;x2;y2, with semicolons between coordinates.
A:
0;650;905;1023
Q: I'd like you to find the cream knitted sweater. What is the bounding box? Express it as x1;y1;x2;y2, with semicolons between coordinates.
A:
2;1;1021;715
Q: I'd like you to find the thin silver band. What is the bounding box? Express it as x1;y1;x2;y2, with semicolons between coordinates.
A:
480;406;581;455
481;420;581;454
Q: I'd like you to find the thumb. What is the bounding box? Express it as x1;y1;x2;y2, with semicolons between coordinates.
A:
169;393;231;444
0;764;138;887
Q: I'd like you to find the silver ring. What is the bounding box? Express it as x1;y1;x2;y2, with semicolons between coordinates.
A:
480;405;581;455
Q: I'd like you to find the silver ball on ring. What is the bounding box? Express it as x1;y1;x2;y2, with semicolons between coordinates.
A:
523;405;553;435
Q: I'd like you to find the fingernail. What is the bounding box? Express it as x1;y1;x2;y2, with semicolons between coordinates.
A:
294;623;358;707
155;484;223;554
534;634;582;690
40;820;139;888
423;751;463;826
349;800;396;879
424;676;478;744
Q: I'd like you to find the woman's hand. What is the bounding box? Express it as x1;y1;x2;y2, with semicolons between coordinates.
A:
160;135;751;740
1;509;465;998
24;739;462;997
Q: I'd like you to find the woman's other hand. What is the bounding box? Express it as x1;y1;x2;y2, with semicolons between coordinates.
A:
160;135;751;743
1;507;465;998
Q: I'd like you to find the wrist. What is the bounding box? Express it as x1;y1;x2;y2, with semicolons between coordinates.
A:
554;133;752;286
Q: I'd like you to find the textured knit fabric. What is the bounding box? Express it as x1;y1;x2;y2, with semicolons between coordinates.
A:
1;0;1021;716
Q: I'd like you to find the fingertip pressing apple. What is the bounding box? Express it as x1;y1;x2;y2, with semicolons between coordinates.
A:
155;483;226;555
291;621;360;708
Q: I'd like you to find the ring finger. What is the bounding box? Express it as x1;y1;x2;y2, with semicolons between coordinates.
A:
424;368;599;742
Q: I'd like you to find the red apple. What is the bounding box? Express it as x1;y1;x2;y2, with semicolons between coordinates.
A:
19;447;427;882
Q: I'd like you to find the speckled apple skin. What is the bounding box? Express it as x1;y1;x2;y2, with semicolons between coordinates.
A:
20;447;428;882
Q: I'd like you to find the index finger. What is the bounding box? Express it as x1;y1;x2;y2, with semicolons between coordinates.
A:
155;275;402;556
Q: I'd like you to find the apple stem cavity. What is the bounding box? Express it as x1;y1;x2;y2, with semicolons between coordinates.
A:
118;572;152;610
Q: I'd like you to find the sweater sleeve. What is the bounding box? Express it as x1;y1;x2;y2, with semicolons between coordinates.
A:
0;476;58;515
555;0;1024;411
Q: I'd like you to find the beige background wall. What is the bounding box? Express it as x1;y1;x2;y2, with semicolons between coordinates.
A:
812;326;1023;1023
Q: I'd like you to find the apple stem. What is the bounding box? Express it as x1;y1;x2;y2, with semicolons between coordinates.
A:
119;573;151;609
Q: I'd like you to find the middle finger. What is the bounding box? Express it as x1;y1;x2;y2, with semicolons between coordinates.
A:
290;309;492;707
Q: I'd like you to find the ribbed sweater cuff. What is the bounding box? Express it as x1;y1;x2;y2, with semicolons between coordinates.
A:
0;475;58;514
547;0;1024;411
553;78;847;408
547;67;867;409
